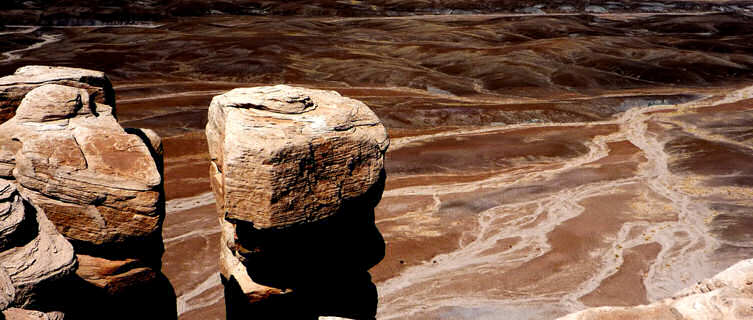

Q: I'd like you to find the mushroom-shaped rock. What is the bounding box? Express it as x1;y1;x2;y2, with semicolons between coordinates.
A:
0;180;76;309
208;85;388;318
0;66;114;123
206;85;389;228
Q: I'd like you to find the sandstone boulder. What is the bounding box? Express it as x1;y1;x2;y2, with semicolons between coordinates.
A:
0;65;114;123
558;258;753;320
208;85;388;319
0;179;76;309
0;181;26;249
0;84;163;255
206;85;389;228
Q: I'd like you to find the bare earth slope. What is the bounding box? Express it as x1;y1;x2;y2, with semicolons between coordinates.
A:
3;11;753;320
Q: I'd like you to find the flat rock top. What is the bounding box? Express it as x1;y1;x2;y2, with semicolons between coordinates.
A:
215;86;318;114
0;66;107;86
212;85;384;137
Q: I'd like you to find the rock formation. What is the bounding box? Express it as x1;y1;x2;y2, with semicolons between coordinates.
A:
207;85;388;319
3;83;163;253
0;66;174;319
558;258;753;320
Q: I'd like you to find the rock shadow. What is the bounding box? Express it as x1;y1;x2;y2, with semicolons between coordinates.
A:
50;270;177;320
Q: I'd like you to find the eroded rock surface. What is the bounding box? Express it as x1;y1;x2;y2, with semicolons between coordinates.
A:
0;179;76;310
207;85;388;318
0;66;173;319
559;258;753;320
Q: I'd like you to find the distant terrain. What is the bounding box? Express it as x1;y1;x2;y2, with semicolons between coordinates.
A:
2;0;753;25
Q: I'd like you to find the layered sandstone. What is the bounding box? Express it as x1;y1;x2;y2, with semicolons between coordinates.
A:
0;66;172;318
0;179;76;313
559;258;753;320
207;85;389;228
0;83;163;257
207;85;388;318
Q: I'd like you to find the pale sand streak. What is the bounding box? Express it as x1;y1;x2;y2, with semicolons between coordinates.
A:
1;24;163;64
176;273;223;316
0;26;39;36
163;227;220;244
5;24;163;29
2;33;63;63
166;192;215;214
167;192;223;316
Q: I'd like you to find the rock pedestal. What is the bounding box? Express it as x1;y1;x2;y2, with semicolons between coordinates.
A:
207;85;389;319
0;66;174;319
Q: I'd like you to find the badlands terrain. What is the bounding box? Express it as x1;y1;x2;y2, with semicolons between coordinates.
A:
3;3;753;320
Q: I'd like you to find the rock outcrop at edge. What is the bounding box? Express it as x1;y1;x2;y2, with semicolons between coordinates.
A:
2;308;65;320
558;258;753;320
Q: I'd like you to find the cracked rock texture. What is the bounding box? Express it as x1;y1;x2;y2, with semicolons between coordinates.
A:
207;85;389;228
558;258;753;320
207;85;388;318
